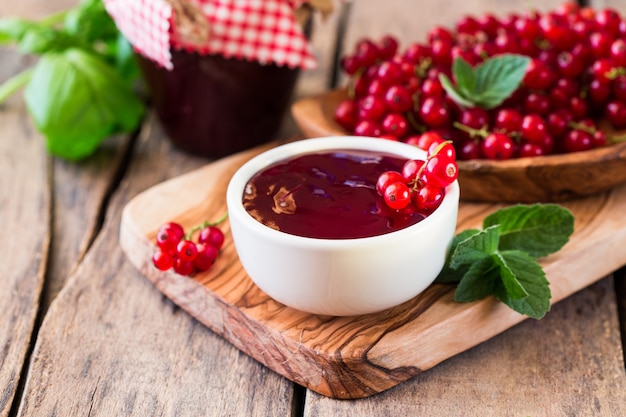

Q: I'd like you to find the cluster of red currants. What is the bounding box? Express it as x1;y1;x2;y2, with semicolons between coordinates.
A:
334;2;626;160
376;132;457;211
152;218;226;276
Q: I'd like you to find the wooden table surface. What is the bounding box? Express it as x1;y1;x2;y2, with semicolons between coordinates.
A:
1;0;625;416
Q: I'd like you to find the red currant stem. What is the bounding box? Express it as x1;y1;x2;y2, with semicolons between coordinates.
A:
568;121;596;135
452;121;489;139
407;110;426;132
608;132;626;143
347;67;366;99
415;57;432;78
184;211;229;240
412;140;454;191
606;67;626;81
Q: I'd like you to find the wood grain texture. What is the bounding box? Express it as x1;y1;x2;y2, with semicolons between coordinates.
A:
291;89;626;202
119;136;626;399
0;49;49;417
18;115;297;417
305;278;626;417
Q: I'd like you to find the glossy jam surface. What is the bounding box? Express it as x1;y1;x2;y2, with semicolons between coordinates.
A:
242;150;429;239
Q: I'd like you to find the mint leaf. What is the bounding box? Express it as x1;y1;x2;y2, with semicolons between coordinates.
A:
493;250;551;319
435;228;480;283
439;73;476;108
449;225;500;269
483;204;574;258
440;54;530;109
491;252;528;300
454;257;499;302
437;204;573;320
472;54;530;109
452;56;477;97
24;48;144;160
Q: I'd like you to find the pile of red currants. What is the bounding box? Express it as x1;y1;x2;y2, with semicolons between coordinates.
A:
152;218;226;276
334;2;626;160
377;132;457;211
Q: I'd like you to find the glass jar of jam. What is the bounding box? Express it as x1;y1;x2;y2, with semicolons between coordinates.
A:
138;50;301;159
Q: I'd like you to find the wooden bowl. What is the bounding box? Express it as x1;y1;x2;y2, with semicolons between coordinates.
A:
291;89;626;203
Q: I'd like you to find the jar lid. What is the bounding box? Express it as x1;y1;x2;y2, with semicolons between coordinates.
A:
104;0;322;70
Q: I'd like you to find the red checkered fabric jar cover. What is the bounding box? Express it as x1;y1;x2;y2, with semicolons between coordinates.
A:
104;0;317;70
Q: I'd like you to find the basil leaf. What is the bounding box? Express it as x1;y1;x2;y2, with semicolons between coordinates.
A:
449;225;500;269
24;48;144;160
454;257;499;302
483;204;574;258
472;54;530;109
0;19;37;44
493;250;551;319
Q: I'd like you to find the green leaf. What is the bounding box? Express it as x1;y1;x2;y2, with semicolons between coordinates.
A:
454;256;500;302
435;228;480;283
491;252;528;300
493;250;551;319
18;26;80;54
452;56;477;97
442;53;530;109
483;204;575;258
24;48;144;160
439;73;476;108
449;225;500;269
0;19;37;44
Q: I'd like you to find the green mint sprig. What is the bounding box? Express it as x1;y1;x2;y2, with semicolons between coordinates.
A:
436;204;575;319
0;0;144;160
439;53;530;109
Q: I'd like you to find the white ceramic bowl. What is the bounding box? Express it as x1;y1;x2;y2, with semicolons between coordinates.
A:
226;137;460;316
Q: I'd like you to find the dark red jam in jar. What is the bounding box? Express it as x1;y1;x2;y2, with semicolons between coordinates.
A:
137;50;300;159
242;150;432;239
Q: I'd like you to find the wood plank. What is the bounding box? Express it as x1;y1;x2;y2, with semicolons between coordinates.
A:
0;49;49;417
306;277;626;416
118;134;626;399
18;114;297;417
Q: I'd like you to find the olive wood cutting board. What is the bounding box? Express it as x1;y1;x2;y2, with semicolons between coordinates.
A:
119;139;626;399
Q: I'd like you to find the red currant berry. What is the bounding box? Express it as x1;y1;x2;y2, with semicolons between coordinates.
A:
376;171;405;195
427;140;456;162
383;182;411;210
415;131;444;151
606;100;626;129
381;113;409;137
402;159;426;182
156;222;184;252
378;35;399;60
358;95;387;121
613;75;626;102
563;129;594;153
198;226;225;249
482;133;514;160
520;114;547;144
517;142;544;158
173;258;195;276
176;240;198;262
384;85;413;113
334;99;358;131
423;156;458;187
193;243;219;272
494;108;522;134
419;97;450;128
152;249;174;271
610;39;626;67
414;184;445;211
353;120;382;137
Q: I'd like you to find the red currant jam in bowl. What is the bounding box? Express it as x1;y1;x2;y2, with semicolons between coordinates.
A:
242;150;427;240
226;137;460;316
